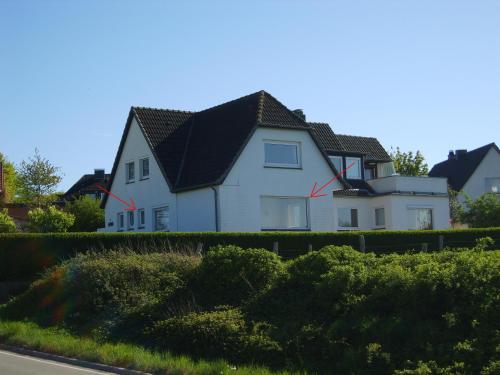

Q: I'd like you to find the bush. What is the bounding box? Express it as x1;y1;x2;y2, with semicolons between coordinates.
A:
152;307;283;367
0;228;498;281
66;196;105;232
463;193;500;228
28;206;75;233
0;209;16;233
194;245;284;308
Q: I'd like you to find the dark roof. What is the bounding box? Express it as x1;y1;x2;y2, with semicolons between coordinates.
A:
103;90;349;207
309;123;391;162
429;143;499;191
64;173;110;199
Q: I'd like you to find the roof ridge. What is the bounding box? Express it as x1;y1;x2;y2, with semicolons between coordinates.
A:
132;106;195;114
256;90;265;123
336;133;378;140
258;91;309;126
195;90;264;116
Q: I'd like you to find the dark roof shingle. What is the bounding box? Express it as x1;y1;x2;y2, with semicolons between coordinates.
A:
429;143;499;191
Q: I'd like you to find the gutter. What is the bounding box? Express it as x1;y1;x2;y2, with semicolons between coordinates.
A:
210;186;219;232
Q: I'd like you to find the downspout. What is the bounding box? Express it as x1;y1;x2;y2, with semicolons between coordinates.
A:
210;186;219;232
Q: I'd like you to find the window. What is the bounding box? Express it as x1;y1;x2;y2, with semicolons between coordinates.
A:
408;208;433;230
126;161;135;182
329;156;343;175
365;167;376;180
485;178;500;193
375;208;385;227
127;211;134;229
117;212;124;231
154;206;169;231
338;208;358;228
264;141;300;168
137;209;145;228
261;197;309;230
140;158;150;179
345;157;362;179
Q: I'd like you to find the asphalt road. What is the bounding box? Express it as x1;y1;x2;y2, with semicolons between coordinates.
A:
0;350;116;375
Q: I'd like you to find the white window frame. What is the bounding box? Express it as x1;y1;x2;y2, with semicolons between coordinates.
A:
127;210;135;230
263;140;301;169
260;196;310;231
137;208;145;228
125;161;135;183
139;157;150;180
337;207;359;229
407;206;433;230
153;206;170;232
117;212;124;231
345;157;362;179
374;207;385;228
329;156;343;175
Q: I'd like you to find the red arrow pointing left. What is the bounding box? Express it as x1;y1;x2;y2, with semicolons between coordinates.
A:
310;161;355;199
96;184;137;211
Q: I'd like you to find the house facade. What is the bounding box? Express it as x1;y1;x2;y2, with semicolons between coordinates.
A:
101;91;450;232
429;143;500;202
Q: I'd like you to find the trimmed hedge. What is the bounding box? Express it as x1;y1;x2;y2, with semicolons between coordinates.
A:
0;228;499;281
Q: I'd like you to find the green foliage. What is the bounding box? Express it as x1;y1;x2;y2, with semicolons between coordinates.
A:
462;193;500;228
66;195;105;232
16;149;62;207
448;188;465;224
390;147;429;176
2;245;499;373
194;245;285;308
0;208;16;233
28;206;75;233
0;228;499;281
0;152;18;203
152;307;283;366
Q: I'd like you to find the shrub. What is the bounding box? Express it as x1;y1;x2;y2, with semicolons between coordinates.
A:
194;245;285;308
28;206;75;233
462;193;500;228
66;196;105;232
152;307;283;367
0;209;16;233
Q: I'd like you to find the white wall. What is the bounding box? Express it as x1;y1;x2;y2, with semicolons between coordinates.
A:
460;148;500;201
219;127;342;232
176;187;216;231
103;118;178;232
368;176;448;194
333;194;450;230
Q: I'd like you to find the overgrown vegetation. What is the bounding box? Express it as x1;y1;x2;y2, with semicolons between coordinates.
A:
0;208;16;233
66;195;105;232
2;241;498;374
28;205;75;232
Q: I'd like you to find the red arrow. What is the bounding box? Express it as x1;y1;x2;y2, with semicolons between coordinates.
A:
96;183;137;211
310;161;355;199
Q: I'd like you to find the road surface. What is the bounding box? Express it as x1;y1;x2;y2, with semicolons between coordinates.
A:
0;349;116;375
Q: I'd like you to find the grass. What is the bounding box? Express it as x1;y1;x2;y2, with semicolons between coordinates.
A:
0;320;294;375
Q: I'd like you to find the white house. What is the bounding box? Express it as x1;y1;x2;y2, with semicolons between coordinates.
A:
429;143;500;202
101;91;450;232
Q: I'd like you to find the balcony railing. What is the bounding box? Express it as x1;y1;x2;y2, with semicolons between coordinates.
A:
367;175;448;195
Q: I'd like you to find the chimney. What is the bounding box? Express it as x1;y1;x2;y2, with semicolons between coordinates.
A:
448;150;455;160
94;169;105;181
292;109;306;121
455;149;467;159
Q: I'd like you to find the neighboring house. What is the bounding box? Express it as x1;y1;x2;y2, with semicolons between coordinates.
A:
101;90;450;232
429;143;500;202
63;169;110;201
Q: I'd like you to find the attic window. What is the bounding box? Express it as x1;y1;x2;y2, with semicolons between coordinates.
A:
264;141;301;168
140;158;149;179
126;161;135;183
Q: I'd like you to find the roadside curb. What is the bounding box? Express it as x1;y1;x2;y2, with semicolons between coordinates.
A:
0;343;150;374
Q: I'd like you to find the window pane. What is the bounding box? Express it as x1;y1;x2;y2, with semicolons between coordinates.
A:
154;207;169;231
329;156;343;174
141;158;149;178
345;158;361;179
338;208;358;227
261;197;308;229
265;143;299;166
485;178;500;193
128;211;134;228
375;208;385;226
138;209;145;226
365;168;373;180
126;162;135;181
408;208;432;230
117;213;124;229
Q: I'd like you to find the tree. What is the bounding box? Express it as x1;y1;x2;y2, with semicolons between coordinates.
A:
461;193;500;228
0;209;16;233
17;149;62;207
66;195;105;232
390;147;429;176
28;206;75;233
448;188;465;225
0;152;18;203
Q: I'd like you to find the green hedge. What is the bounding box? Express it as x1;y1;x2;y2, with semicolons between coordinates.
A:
0;228;499;281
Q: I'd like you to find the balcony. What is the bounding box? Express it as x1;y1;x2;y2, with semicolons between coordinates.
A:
367;175;448;195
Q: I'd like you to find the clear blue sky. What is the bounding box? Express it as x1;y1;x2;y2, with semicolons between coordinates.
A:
1;0;499;191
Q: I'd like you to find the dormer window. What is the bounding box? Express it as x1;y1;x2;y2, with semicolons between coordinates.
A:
329;156;343;175
345;157;362;179
264;141;301;168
